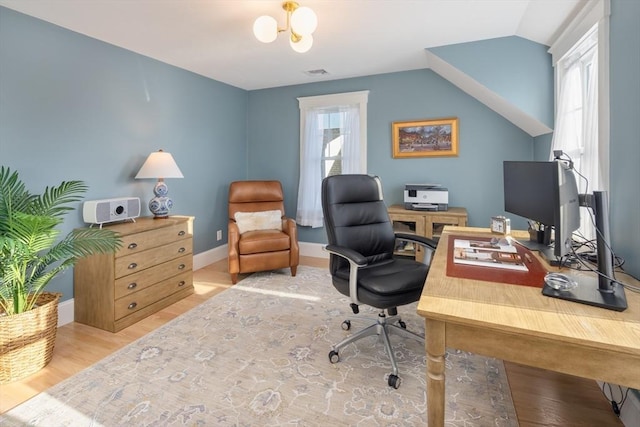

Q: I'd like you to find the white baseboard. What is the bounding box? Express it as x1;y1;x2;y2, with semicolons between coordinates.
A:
193;244;228;270
59;241;329;327
57;297;75;327
299;241;329;259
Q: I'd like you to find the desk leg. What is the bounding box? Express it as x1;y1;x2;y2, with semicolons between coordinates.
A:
426;318;446;427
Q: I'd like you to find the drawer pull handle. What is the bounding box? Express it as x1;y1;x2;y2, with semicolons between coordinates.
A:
178;264;186;270
178;247;186;253
178;230;186;236
128;262;138;270
128;302;137;310
127;282;137;290
128;243;138;250
178;280;186;287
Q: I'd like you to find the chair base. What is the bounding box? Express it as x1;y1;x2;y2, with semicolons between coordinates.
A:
328;310;423;389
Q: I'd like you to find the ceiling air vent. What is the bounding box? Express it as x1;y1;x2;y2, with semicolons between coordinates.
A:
304;69;329;76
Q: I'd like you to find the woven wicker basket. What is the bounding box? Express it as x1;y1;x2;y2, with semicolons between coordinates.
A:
0;292;61;384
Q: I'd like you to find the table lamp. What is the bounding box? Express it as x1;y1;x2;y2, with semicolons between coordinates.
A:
135;149;184;218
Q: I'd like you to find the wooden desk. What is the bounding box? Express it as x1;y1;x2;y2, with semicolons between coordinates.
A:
417;226;640;427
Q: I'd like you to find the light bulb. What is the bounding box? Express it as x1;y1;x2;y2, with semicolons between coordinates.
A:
290;6;317;36
253;15;278;43
290;34;313;53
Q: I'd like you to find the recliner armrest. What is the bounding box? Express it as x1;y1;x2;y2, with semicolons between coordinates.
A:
228;220;240;275
282;217;300;265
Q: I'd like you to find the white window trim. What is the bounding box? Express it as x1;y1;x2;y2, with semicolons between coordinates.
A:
549;0;610;191
297;90;369;173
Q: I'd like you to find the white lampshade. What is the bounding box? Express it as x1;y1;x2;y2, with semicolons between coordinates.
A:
290;6;317;36
290;34;313;53
253;15;278;43
135;150;184;179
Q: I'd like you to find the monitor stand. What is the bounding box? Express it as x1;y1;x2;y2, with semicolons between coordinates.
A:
541;191;627;312
516;239;561;266
542;275;628;311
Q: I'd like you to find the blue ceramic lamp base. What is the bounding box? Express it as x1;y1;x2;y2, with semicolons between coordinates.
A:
149;180;173;219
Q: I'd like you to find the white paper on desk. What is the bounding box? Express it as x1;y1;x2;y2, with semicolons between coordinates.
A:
453;239;528;272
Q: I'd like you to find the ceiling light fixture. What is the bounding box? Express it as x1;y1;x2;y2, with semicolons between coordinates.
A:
253;1;318;54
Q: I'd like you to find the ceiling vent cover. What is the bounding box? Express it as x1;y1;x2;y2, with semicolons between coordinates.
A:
304;69;329;76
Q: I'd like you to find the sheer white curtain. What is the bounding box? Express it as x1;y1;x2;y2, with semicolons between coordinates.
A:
550;46;600;240
341;106;361;174
296;105;361;227
296;108;324;228
582;48;601;194
550;66;582;164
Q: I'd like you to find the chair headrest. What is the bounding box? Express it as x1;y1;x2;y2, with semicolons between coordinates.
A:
322;174;383;204
229;180;283;203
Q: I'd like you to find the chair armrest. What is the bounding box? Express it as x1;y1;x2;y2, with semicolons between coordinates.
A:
323;244;368;306
395;233;437;248
282;217;299;264
228;220;240;274
282;217;296;234
395;232;438;266
324;244;368;266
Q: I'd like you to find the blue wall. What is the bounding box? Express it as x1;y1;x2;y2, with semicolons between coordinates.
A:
609;0;640;280
248;69;534;244
1;0;638;302
0;7;249;300
429;36;555;128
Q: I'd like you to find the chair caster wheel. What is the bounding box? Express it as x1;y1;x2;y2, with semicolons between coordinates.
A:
398;320;407;329
388;374;401;389
329;350;340;364
341;320;351;331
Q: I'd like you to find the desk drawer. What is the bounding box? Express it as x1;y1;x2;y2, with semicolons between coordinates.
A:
431;215;462;224
114;270;192;320
115;238;192;278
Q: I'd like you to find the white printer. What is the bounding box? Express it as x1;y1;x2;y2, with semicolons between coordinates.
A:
403;184;448;211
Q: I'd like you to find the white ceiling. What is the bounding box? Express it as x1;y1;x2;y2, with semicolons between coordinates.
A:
0;0;585;90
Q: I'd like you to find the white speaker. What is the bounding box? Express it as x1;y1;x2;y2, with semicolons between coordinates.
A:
83;197;141;226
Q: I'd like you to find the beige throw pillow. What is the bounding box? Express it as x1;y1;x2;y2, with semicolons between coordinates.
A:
234;210;282;234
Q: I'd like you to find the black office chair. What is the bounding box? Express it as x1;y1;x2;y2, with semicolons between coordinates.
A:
321;174;437;388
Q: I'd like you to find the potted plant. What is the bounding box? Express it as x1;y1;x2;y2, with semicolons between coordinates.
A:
0;166;121;383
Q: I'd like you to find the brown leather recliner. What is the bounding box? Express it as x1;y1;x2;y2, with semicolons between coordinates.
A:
228;180;299;284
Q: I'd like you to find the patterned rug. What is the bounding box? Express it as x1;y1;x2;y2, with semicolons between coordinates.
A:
0;266;518;426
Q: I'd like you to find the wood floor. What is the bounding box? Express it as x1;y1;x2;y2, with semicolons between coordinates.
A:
0;257;622;426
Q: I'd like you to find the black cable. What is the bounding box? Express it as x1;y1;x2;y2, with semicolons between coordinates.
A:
569;243;640;293
600;383;630;417
552;152;640;290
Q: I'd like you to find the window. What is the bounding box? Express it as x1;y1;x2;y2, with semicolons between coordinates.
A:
320;109;348;177
296;91;369;227
549;0;610;240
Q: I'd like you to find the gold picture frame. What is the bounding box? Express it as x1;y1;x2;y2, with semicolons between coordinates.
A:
392;117;459;158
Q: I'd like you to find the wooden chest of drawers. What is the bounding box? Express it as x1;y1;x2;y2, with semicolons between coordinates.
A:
387;205;468;262
74;216;194;332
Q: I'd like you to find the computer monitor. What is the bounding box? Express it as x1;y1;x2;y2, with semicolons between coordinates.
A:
503;160;627;311
503;160;580;260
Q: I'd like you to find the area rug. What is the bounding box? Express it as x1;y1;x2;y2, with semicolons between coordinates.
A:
0;266;518;426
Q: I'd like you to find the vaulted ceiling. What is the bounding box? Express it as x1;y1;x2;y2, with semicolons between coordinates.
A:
0;0;585;90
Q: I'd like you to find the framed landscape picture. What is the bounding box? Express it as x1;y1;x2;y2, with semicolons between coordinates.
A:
392;117;459;158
